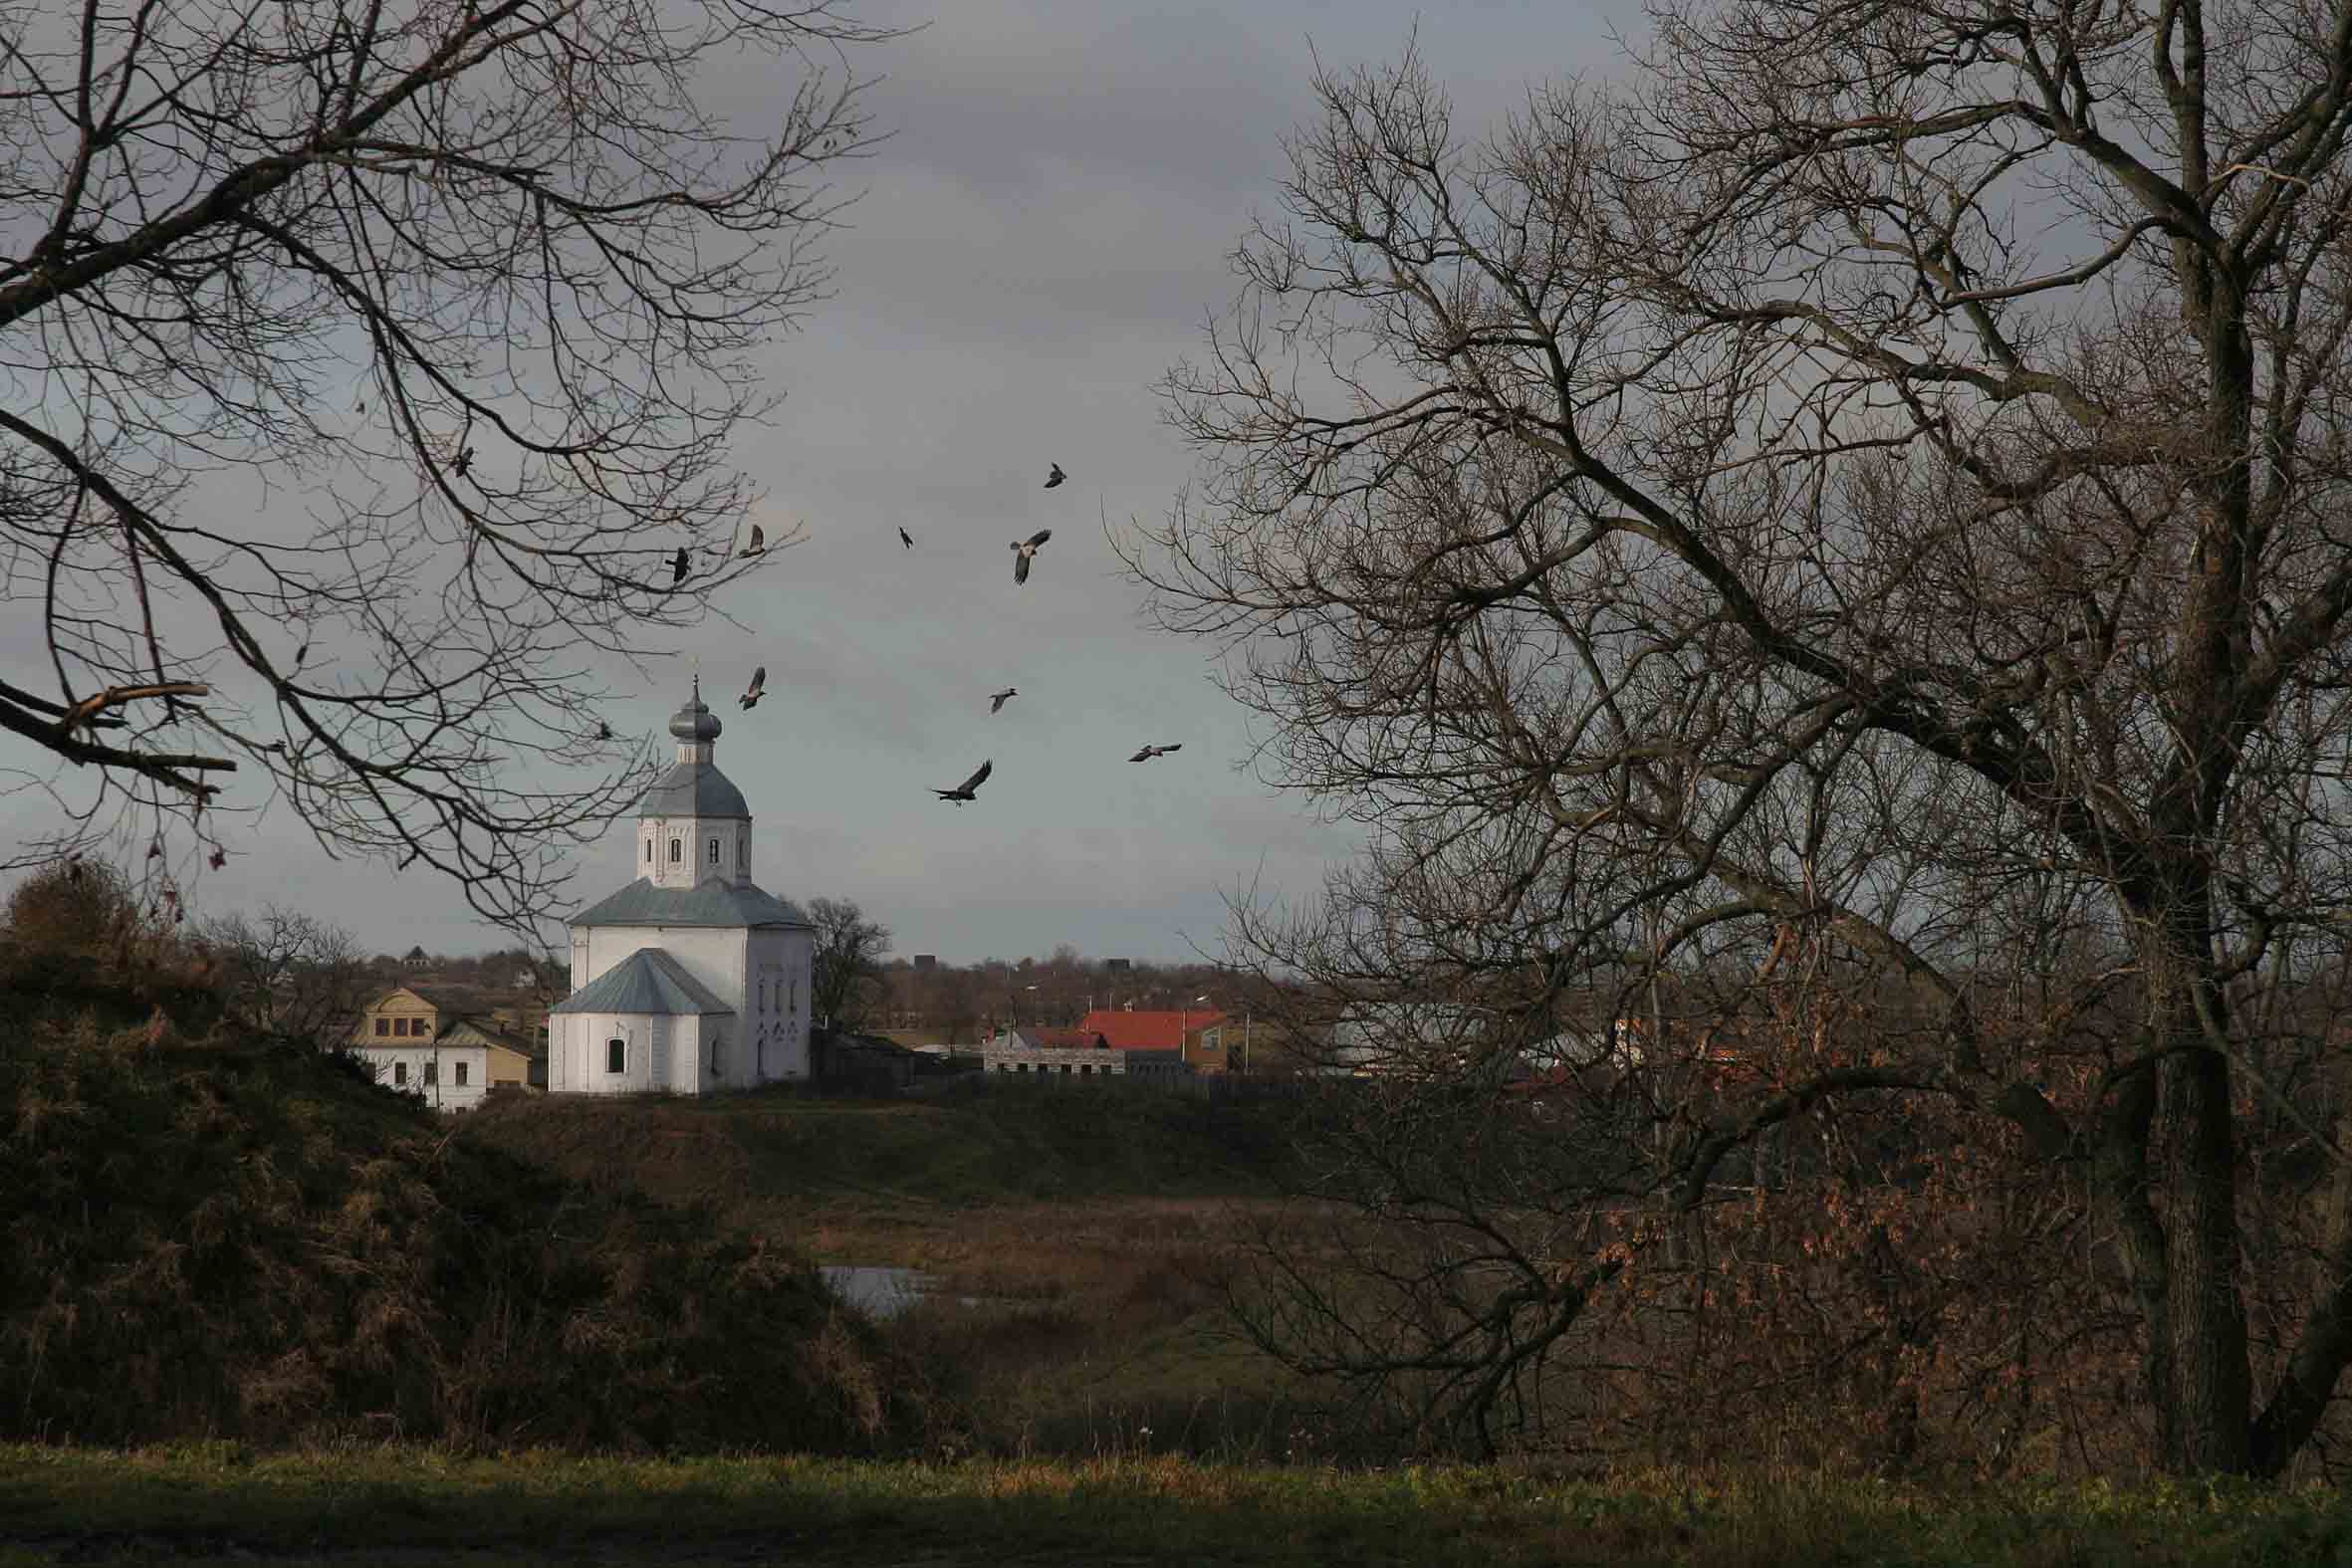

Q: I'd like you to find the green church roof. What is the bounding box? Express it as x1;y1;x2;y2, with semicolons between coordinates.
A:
570;877;811;930
551;948;735;1016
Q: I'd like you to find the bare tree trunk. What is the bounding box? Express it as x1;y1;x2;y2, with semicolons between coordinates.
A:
2132;897;2252;1474
2158;1046;2252;1472
2252;1090;2352;1474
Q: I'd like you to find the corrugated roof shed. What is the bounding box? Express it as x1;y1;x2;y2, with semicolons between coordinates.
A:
550;947;736;1016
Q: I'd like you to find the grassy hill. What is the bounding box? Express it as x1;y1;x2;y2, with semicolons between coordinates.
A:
458;1078;1316;1461
456;1075;1296;1230
0;946;922;1455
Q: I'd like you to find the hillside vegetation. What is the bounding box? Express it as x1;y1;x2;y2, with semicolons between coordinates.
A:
460;1078;1319;1462
0;941;921;1455
457;1075;1297;1227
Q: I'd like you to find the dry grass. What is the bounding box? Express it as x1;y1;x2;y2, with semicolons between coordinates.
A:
452;1084;1321;1462
0;967;929;1456
1;1445;2345;1567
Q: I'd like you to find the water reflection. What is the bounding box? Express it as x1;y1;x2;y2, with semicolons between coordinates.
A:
818;1263;936;1319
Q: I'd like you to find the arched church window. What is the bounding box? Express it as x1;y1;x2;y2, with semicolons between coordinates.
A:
710;1032;726;1076
606;1036;625;1074
668;838;681;863
738;838;748;868
644;839;651;863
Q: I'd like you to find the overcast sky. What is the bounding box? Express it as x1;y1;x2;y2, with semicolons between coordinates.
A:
0;0;1639;966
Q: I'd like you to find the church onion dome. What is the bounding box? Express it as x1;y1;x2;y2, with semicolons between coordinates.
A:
669;688;723;745
639;761;752;819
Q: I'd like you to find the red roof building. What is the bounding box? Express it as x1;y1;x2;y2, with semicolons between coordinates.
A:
1017;1026;1109;1050
1077;1008;1229;1052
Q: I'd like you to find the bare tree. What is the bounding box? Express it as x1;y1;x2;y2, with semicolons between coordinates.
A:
199;903;371;1043
808;894;890;1031
0;0;900;935
2;856;141;957
1137;12;2352;1477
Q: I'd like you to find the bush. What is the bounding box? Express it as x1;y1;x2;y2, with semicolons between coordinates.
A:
0;984;934;1454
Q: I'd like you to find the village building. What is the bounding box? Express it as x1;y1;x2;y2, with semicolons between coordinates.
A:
546;680;817;1093
348;985;540;1112
977;1008;1213;1083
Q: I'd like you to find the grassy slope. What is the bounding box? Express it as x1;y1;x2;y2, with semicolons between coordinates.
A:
458;1082;1313;1460
2;1446;2347;1568
0;952;914;1455
456;1078;1295;1223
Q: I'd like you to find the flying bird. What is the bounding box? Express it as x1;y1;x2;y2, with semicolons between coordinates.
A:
1012;528;1053;584
1128;744;1182;763
989;687;1018;714
898;527;914;550
740;665;767;710
741;524;766;558
934;760;993;804
670;547;689;586
1044;463;1066;489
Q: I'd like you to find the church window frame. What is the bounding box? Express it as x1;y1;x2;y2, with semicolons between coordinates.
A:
710;1031;726;1077
669;838;681;864
644;839;652;864
606;1035;626;1074
708;837;720;865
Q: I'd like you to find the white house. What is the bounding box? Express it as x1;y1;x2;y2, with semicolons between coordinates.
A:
347;986;539;1113
548;679;817;1094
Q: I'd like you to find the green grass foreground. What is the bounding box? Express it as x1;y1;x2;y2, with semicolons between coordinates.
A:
1;1446;2348;1567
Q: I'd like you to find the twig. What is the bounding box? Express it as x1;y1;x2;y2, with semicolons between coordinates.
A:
55;682;211;736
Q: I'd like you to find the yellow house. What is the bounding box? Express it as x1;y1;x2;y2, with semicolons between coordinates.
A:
351;986;540;1112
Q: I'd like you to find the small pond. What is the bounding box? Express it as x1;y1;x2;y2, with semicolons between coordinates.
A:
818;1263;937;1320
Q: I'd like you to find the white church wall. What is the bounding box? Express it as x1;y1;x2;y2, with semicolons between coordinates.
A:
565;1012;670;1095
741;926;814;1081
687;1012;748;1093
673;1011;712;1094
784;926;814;1079
579;925;747;1013
638;815;750;891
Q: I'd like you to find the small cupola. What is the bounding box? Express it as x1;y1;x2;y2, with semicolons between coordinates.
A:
636;676;754;889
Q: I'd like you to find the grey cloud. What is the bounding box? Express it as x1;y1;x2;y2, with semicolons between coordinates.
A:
3;3;1625;964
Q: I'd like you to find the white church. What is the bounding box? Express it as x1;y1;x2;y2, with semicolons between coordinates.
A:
548;680;817;1093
